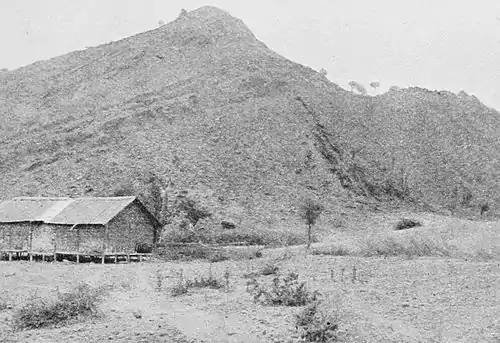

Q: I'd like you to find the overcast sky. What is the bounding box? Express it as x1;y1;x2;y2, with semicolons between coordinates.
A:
1;0;499;110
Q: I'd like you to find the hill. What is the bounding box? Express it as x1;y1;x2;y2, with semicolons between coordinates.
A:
1;6;499;225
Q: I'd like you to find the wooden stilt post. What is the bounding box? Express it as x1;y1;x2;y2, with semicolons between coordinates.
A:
101;254;105;264
52;238;57;262
76;254;80;263
126;254;130;263
8;252;12;261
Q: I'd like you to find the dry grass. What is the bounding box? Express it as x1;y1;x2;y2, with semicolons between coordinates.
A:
12;283;107;330
361;234;453;258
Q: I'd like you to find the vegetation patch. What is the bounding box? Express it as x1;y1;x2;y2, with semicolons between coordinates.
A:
12;283;106;330
395;218;422;230
310;246;351;256
362;235;452;258
295;301;340;342
170;268;230;296
247;272;321;306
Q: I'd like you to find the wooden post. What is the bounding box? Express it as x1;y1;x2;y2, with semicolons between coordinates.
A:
126;254;130;263
52;237;57;262
76;254;80;263
8;252;12;261
29;226;33;262
102;224;107;265
114;254;117;263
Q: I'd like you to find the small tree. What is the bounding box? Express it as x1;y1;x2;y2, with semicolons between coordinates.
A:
348;81;367;95
319;68;328;77
299;198;323;249
175;197;212;227
370;81;380;93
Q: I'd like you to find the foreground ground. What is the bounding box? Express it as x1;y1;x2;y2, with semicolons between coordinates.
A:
1;211;499;343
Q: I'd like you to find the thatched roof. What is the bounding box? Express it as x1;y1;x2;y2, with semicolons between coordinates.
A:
0;196;158;226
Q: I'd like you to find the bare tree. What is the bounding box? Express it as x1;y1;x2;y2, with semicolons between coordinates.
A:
370;81;380;93
299;198;323;249
348;81;367;95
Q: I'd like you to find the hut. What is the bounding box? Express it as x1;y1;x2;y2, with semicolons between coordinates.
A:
0;196;160;259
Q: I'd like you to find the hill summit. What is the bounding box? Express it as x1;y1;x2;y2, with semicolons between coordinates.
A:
1;6;499;224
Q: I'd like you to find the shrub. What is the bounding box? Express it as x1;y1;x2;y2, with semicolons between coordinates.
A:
176;197;212;226
295;301;339;342
261;262;280;276
157;244;214;261
170;270;189;297
310;246;350;256
135;242;153;253
247;272;321;306
170;268;227;296
162;225;310;247
0;298;8;311
208;251;230;263
395;218;422;230
13;283;105;330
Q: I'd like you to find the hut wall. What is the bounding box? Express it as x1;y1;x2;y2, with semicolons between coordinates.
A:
75;225;104;254
0;223;34;250
31;224;55;252
107;203;156;253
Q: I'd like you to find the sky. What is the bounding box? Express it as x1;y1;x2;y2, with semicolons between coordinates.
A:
1;0;500;110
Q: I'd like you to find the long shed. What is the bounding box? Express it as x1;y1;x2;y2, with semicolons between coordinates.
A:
0;196;160;255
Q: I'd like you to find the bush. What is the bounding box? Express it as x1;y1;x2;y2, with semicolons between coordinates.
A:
176;197;212;226
0;298;8;311
13;283;105;329
247;272;321;306
295;301;339;342
170;268;227;296
261;262;280;276
310;246;350;256
135;242;153;253
162;225;311;247
395;218;422;230
156;244;228;262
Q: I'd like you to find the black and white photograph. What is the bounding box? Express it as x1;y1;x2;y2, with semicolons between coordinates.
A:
0;1;499;342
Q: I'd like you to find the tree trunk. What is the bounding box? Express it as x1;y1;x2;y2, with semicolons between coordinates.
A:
307;224;312;249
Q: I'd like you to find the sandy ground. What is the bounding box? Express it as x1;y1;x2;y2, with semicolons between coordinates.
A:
1;212;499;342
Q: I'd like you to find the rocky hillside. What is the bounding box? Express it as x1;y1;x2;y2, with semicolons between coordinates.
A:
0;6;499;224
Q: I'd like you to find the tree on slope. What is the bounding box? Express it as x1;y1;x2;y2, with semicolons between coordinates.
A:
299;198;323;249
348;81;367;95
370;81;380;94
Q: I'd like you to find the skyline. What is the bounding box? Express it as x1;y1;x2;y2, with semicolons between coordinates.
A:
1;1;499;110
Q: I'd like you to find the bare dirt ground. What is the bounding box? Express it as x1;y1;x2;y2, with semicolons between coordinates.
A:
1;212;499;343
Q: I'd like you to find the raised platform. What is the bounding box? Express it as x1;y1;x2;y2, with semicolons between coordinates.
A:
0;250;152;264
